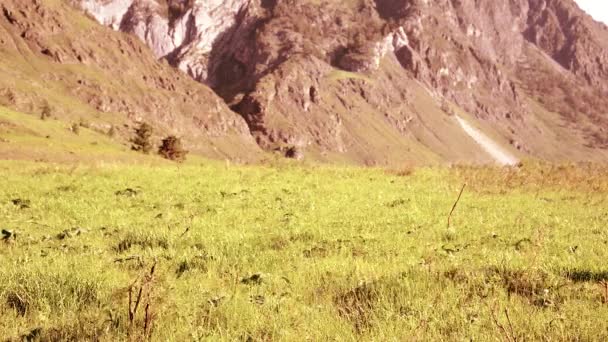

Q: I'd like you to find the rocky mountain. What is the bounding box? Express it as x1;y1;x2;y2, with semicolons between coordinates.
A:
0;0;260;160
3;0;608;165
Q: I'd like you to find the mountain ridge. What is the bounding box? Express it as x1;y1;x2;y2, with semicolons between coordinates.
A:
2;0;608;165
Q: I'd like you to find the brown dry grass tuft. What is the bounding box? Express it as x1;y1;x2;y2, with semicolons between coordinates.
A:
334;283;379;333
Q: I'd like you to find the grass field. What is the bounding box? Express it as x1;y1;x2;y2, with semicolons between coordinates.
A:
1;159;608;341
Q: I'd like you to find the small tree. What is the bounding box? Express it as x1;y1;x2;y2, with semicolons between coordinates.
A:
6;90;18;105
71;122;80;135
158;135;188;162
40;101;52;120
131;122;153;154
285;145;304;160
107;125;116;138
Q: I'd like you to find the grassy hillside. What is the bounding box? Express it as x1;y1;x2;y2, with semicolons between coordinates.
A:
1;159;607;340
0;105;184;164
0;0;259;160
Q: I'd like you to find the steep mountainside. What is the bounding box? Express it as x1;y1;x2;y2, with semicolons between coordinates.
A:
4;0;608;165
0;0;260;160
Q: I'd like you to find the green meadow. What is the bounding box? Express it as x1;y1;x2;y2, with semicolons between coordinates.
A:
1;159;608;340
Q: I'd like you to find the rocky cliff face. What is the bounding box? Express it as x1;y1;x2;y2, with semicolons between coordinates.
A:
78;0;252;84
526;0;608;93
32;0;608;163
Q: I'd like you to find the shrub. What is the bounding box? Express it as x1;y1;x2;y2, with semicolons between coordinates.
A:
71;122;80;135
3;89;18;105
158;135;188;162
40;101;52;120
78;118;90;128
131;122;153;154
285;145;304;160
107;125;116;138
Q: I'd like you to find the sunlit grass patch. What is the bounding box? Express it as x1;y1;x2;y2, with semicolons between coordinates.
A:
0;160;607;339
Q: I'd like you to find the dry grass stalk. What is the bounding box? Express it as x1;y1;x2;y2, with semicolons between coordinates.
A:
128;262;157;340
447;183;466;228
489;305;518;342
